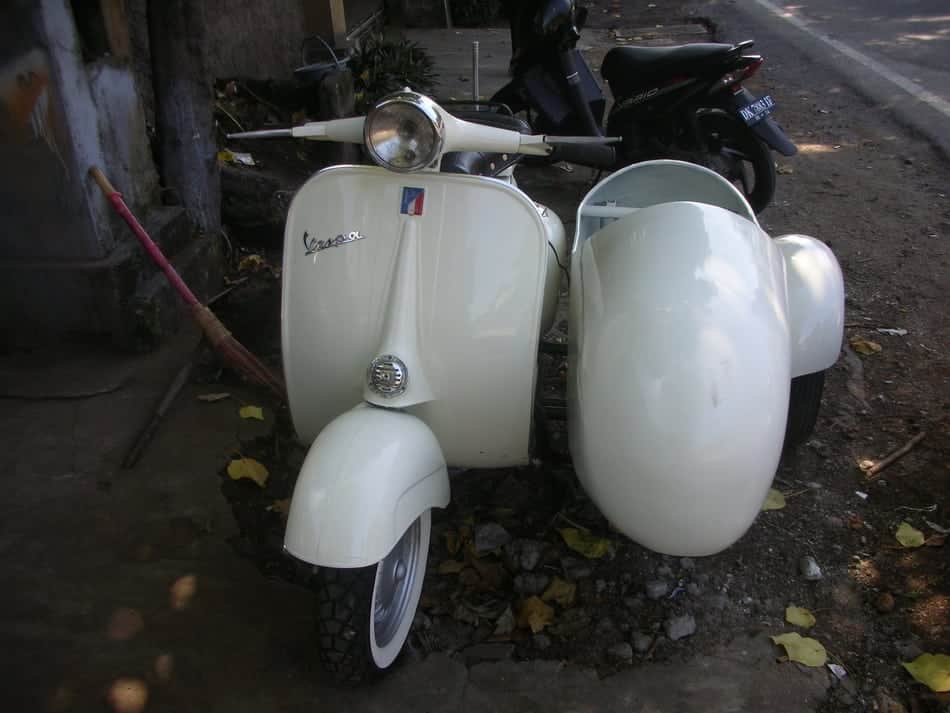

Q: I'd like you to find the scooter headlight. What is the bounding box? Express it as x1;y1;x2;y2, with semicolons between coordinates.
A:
364;91;444;172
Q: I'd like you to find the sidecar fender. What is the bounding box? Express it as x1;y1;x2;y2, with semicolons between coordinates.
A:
284;405;449;568
569;201;790;556
775;235;844;377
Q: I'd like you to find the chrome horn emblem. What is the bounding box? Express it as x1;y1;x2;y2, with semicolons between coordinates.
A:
367;355;408;397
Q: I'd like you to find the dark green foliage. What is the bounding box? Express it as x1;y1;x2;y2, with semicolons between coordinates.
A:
450;0;502;26
350;34;438;111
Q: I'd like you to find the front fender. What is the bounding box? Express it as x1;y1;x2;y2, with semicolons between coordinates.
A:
284;405;449;568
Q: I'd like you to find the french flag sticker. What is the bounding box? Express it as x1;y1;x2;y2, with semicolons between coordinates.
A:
400;187;425;216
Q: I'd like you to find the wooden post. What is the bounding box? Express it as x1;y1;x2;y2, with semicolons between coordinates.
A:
147;0;220;235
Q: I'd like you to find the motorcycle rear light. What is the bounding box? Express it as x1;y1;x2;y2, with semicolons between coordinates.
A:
719;58;764;89
739;57;764;81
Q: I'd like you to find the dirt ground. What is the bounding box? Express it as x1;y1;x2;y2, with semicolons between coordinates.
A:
213;2;949;710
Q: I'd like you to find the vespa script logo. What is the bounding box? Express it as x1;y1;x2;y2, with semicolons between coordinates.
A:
303;230;365;262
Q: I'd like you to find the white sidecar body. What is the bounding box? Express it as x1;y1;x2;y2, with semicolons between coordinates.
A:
569;161;844;556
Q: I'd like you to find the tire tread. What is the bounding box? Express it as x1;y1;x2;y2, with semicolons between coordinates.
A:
314;565;379;684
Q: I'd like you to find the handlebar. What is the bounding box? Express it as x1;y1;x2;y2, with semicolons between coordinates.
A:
225;111;621;167
548;141;616;170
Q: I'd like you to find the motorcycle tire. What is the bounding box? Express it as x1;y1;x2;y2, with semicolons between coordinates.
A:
314;510;430;683
784;370;825;450
695;111;776;215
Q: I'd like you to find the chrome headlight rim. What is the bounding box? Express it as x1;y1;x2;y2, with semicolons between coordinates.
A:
363;90;445;173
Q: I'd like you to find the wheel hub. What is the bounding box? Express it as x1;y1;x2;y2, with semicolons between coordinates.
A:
372;518;421;649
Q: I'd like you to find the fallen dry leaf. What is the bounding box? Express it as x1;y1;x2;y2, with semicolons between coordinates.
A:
902;653;950;692
924;533;946;547
469;557;506;591
197;392;230;402
849;335;882;355
771;632;827;667
558;527;611;559
106;677;148;713
239;405;264;421
438;559;466;575
266;499;290;518
238;254;267;272
227;457;269;487
542;577;577;607
895;521;925;548
762;488;787;511
444;529;461;555
785;606;817;628
874;592;896;613
458;568;481;590
517;596;555;633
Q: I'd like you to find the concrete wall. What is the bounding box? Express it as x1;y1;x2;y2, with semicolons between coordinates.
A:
203;0;307;80
202;0;383;80
0;0;166;341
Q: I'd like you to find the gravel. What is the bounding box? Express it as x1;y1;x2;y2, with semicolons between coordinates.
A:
645;580;670;600
533;634;552;650
514;539;545;571
493;606;515;636
474;523;512;554
514;572;550;595
664;613;697;641
799;555;823;581
624;596;644;610
461;643;515;665
607;642;634;663
561;557;593;580
632;632;653;653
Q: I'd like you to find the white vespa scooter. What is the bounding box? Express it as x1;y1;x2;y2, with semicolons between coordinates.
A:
229;89;843;682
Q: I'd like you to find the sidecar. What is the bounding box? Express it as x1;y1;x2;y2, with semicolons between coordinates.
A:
568;160;843;556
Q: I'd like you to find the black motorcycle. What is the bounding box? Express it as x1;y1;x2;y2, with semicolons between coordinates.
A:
492;0;796;213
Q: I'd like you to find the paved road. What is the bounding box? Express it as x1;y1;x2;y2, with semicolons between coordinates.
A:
718;0;950;155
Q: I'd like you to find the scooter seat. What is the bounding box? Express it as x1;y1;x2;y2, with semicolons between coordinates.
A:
601;43;735;96
448;108;532;135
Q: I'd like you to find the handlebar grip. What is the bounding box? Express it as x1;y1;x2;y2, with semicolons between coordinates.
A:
548;142;616;170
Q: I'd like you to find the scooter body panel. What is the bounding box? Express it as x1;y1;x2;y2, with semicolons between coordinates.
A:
282;166;551;468
284;404;449;567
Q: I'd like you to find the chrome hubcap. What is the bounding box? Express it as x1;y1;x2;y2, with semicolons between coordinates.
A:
373;518;422;649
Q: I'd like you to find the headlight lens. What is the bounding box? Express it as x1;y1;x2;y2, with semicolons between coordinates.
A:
364;91;444;172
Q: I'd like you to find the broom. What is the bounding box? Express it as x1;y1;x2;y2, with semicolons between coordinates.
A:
90;166;286;401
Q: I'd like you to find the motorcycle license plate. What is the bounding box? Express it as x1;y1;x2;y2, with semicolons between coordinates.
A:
738;94;776;126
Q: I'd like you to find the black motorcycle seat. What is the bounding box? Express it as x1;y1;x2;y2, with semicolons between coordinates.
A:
440;109;531;176
601;43;735;95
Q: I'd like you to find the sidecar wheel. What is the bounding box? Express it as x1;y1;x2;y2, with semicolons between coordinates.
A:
314;511;430;683
784;370;826;449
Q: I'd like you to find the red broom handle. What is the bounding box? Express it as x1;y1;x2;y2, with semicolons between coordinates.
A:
89;167;199;307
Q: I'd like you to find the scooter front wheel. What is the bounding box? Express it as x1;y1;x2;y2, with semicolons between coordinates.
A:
314;511;431;683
